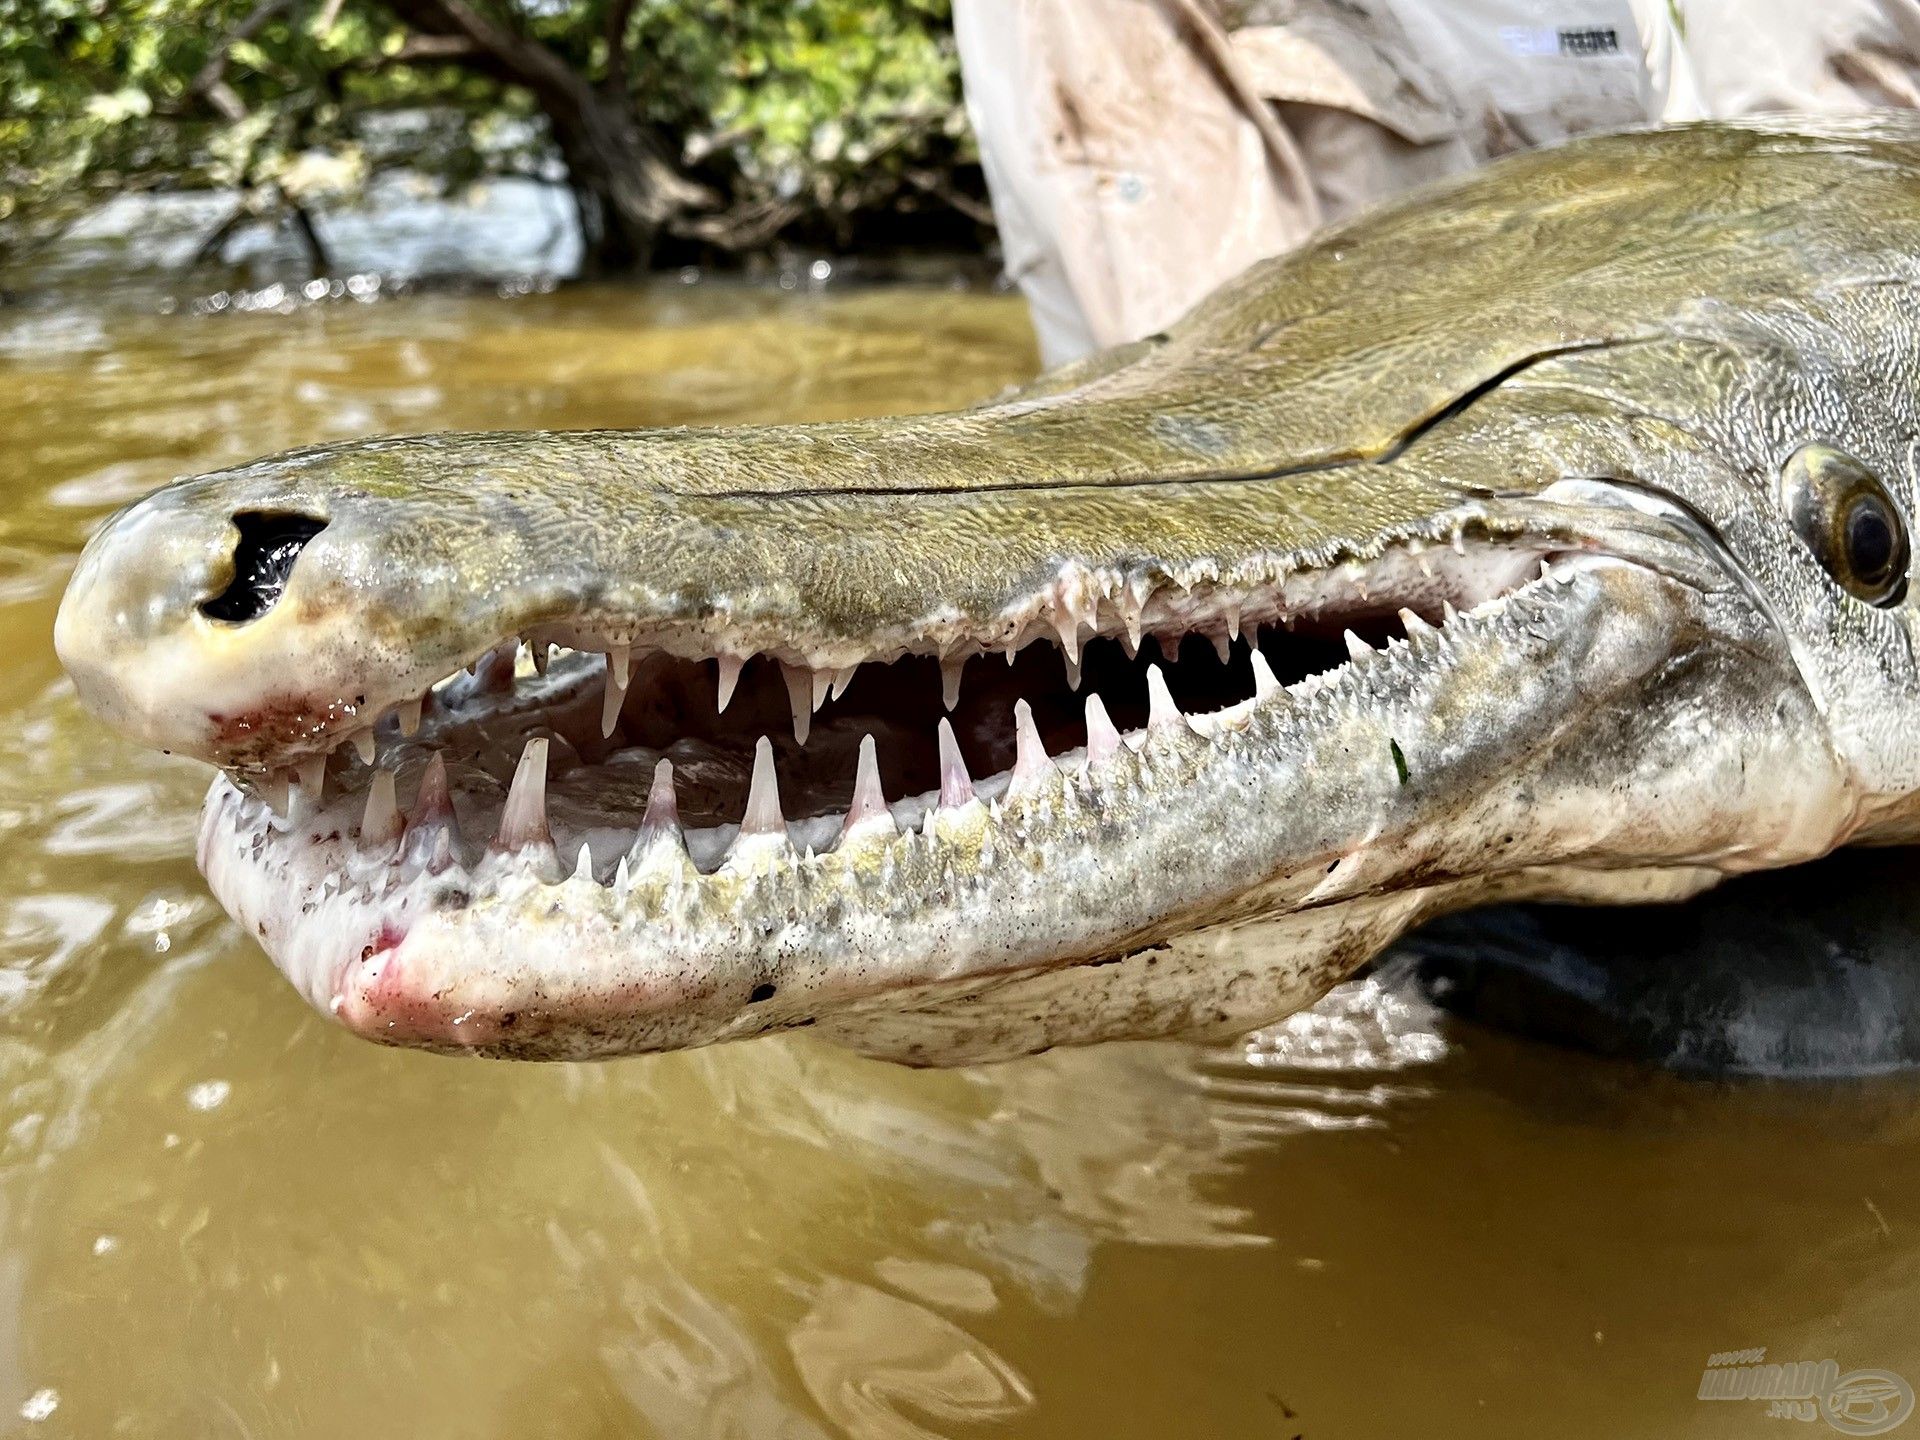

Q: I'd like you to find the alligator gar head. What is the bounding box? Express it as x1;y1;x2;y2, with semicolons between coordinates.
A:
54;118;1920;1064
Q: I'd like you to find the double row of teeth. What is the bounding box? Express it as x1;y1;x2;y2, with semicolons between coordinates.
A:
319;607;1450;880
305;601;1455;797
299;521;1533;775
328;654;1284;882
597;628;1221;750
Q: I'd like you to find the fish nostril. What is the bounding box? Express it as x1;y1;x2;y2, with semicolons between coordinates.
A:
198;511;329;624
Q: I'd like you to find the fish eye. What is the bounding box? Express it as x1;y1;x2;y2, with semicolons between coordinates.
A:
1779;444;1910;607
199;511;328;624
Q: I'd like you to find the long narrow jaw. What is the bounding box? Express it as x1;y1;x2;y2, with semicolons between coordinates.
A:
176;496;1769;1063
54;116;1920;1062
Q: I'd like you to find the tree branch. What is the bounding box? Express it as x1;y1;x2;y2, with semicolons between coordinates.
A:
352;32;488;69
188;197;255;268
379;0;715;262
381;0;563;89
902;167;995;227
287;200;333;276
602;0;639;87
191;0;297;122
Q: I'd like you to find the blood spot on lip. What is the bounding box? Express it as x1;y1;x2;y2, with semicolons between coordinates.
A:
361;920;409;963
208;693;363;761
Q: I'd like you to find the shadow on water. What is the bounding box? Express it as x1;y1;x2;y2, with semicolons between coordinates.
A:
1401;848;1920;1078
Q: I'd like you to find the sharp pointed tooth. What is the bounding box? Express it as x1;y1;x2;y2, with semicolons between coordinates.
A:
600;662;629;737
397;697;423;737
296;755;326;804
1210;629;1232;663
640;758;679;836
810;668;832;713
830;665;858;701
1119;631;1139;660
494;736;552;852
1227;607;1241;642
474;640;517;692
1250;649;1281;701
361;768;401;846
1247;621;1262;651
1124;608;1143;653
1344;629;1373;663
410;753;450;822
1398;607;1435;637
1084;694;1120;765
940;653;966;712
1146;664;1182;730
353;730;377;765
626;761;691;876
739;736;787;838
715;654;745;712
782;663;812;745
610;644;631;687
1005;644;1018;667
400;753;459;873
1063;651;1083;690
1010;700;1051;796
262;771;293;817
936;718;973;807
842;734;894;836
531;640;550;676
573;842;594;882
1054;616;1082;666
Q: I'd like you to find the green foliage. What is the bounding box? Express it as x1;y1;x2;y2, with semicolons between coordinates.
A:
0;0;197;229
0;0;980;268
629;0;970;217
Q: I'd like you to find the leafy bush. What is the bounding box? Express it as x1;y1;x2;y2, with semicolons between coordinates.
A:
0;0;987;271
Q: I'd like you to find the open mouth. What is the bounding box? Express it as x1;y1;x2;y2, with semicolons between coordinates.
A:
170;487;1703;1066
229;531;1568;880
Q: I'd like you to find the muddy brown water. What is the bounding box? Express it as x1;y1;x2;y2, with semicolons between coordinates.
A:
0;279;1914;1438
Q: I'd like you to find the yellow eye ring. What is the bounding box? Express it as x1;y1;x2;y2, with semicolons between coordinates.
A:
1779;444;1910;607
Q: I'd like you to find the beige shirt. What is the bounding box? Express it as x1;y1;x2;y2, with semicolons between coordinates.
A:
1677;0;1920;110
956;0;1915;366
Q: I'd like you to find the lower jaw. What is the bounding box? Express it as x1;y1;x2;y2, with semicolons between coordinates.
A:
200;765;1425;1063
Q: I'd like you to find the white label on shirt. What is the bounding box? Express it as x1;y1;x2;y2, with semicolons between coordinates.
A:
1499;23;1623;58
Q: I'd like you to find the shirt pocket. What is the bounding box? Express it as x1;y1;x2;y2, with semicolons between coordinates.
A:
1228;4;1466;149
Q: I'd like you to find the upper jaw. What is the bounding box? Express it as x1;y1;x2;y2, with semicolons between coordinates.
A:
189;491;1776;1062
69;465;1728;781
